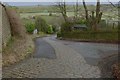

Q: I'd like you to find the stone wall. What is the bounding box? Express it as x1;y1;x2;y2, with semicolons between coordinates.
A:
0;4;11;47
0;4;2;52
0;4;3;78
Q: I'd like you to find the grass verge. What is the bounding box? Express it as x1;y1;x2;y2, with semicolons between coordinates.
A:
2;35;34;67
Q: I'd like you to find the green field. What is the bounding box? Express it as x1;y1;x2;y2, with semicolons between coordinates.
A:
20;12;62;18
21;15;64;28
20;12;76;18
18;4;118;20
18;4;118;31
20;12;118;21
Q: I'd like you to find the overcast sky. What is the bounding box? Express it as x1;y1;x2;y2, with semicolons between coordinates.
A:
0;0;119;6
0;0;119;2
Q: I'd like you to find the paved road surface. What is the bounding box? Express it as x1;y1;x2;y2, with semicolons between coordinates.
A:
50;35;118;77
50;35;118;65
3;35;118;78
34;38;56;59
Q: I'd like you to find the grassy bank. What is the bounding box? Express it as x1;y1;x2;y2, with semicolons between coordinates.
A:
3;35;34;67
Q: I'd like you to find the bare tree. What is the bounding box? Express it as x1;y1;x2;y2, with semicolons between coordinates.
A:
74;0;79;20
108;0;119;9
83;0;102;31
108;1;120;30
57;0;68;22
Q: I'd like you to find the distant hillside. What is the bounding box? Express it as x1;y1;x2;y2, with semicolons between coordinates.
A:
17;4;117;13
15;3;118;21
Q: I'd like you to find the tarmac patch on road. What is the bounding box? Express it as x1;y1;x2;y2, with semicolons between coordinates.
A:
33;38;56;59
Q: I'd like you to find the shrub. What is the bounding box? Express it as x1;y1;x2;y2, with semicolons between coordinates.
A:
47;25;53;34
49;12;52;16
25;23;35;34
79;19;87;24
61;22;73;32
35;16;47;33
75;19;87;24
52;25;58;33
57;31;62;38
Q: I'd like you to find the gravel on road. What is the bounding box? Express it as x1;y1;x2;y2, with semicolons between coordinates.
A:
3;36;101;78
